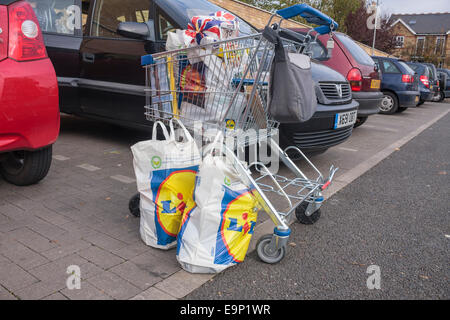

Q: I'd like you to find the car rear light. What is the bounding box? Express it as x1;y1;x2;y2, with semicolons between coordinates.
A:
8;1;47;61
0;6;7;61
347;68;362;92
401;74;413;83
420;75;430;88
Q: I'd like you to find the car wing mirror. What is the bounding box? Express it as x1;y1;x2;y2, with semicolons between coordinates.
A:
117;20;156;42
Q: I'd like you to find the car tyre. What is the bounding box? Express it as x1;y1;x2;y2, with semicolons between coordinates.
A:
0;146;52;186
379;92;398;114
417;99;425;106
435;91;445;102
397;106;408;113
353;116;368;128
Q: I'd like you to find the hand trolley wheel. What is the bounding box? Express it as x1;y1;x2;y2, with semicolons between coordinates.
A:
256;234;286;264
295;202;321;225
129;193;140;218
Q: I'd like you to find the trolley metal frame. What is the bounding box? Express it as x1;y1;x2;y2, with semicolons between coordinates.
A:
138;4;340;263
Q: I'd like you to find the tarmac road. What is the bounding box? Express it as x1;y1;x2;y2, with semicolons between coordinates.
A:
185;112;450;300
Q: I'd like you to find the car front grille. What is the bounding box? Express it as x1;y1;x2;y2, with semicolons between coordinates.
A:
319;82;352;101
291;125;354;149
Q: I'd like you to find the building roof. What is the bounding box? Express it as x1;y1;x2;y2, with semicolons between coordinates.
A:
390;13;450;35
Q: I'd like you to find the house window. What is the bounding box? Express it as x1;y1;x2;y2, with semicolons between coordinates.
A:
395;36;404;48
416;37;425;56
435;36;445;56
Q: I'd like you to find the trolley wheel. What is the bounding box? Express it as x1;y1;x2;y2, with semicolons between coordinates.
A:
129;193;140;218
295;202;321;225
256;234;286;264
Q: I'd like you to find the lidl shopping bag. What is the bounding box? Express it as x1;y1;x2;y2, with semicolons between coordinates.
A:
131;120;201;249
176;136;259;272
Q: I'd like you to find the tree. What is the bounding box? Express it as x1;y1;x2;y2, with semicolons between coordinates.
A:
345;1;396;54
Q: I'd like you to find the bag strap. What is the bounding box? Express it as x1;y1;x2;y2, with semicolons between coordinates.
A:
169;118;194;142
152;121;170;141
202;131;225;157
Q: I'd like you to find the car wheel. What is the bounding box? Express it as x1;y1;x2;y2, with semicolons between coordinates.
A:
379;92;398;114
353;116;368;128
436;91;445;102
0;146;52;186
397;106;408;113
417;99;425;106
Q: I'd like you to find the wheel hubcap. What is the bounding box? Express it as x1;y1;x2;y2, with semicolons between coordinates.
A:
380;95;393;111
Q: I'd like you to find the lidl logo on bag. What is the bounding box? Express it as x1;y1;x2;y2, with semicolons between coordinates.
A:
151;166;198;245
225;119;236;130
151;156;162;169
215;188;257;265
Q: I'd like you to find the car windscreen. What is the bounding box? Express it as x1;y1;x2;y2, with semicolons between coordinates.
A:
156;0;256;36
398;61;415;75
336;33;374;66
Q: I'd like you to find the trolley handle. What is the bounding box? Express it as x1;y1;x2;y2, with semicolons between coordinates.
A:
276;4;338;35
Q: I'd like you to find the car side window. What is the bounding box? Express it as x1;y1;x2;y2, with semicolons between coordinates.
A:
91;0;152;39
382;60;400;74
156;10;177;40
27;0;82;36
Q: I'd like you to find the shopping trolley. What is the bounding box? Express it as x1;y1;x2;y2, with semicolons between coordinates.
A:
131;4;340;264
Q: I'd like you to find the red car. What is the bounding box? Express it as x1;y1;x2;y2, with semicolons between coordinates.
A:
0;0;59;186
289;29;383;128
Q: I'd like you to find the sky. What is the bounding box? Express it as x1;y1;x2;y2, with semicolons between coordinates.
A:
377;0;450;15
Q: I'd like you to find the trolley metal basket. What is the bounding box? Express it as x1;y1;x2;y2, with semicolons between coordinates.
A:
135;4;340;264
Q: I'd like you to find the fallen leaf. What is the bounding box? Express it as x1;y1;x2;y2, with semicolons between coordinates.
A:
419;275;429;280
438;171;447;175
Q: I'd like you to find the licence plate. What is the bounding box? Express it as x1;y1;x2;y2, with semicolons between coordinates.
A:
334;110;357;129
370;79;381;89
415;96;419;103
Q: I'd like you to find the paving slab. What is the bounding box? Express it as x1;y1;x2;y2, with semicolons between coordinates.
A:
0;102;448;299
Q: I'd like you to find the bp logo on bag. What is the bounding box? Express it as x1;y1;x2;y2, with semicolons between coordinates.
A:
215;188;257;265
151;166;198;245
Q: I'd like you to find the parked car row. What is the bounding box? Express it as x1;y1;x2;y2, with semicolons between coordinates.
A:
1;0;448;187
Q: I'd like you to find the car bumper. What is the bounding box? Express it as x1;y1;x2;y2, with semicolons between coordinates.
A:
397;90;420;107
420;90;434;102
279;100;359;152
444;90;450;97
0;58;60;153
352;91;383;117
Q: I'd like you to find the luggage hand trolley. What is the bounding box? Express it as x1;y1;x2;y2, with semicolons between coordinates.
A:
132;4;339;264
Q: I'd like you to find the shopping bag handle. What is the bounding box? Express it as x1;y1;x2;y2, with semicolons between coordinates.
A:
276;4;338;34
169;118;194;142
202;131;225;157
152;121;170;141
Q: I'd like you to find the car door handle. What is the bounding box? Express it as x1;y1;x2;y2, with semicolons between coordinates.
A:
83;52;95;63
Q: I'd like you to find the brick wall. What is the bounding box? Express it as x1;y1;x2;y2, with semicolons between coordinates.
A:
209;0;392;57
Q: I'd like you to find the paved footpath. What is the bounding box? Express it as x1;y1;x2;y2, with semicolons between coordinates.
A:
186;112;450;300
0;101;449;300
